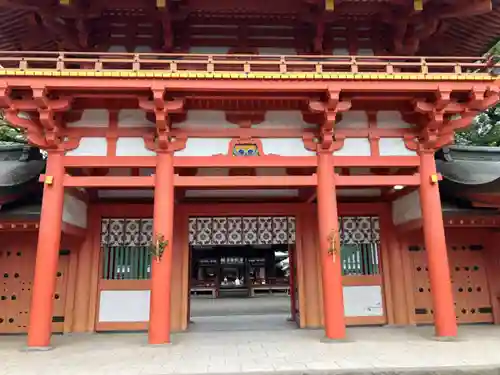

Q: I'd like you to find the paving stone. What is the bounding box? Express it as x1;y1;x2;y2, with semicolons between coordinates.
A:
2;325;500;375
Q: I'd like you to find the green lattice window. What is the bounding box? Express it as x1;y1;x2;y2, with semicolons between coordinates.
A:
341;243;379;276
102;246;151;280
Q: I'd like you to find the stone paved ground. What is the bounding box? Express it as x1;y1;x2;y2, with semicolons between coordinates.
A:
1;323;500;375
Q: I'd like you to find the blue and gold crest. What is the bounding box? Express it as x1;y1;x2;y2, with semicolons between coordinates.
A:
233;143;259;156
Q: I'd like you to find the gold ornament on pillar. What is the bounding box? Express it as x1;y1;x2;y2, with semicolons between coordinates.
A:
149;233;169;263
327;229;340;262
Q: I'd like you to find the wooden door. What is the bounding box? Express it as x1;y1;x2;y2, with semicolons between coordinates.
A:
408;239;493;325
0;233;71;334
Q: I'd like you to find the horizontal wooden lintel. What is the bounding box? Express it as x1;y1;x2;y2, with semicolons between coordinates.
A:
62;155;420;169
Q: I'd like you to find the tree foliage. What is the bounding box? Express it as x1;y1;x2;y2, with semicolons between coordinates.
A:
455;40;500;146
0;111;26;144
455;103;500;146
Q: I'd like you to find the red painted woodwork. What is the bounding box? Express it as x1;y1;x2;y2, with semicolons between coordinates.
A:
149;152;175;345
27;151;65;348
408;228;494;325
419;151;457;338
317;152;346;340
0;233;71;334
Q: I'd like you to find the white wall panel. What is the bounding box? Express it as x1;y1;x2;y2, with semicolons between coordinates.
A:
252;111;315;129
343;286;383;317
175;138;231;156
62;193;87;229
116;138;156;156
260;138;316;156
118;109;154;128
66;109;109;128
379;138;417;156
392;190;422;226
377;111;412;129
98;290;150;322
334;138;371;156
189;47;229;54
257;47;297;55
66;137;107;156
174;110;238;129
336;111;369;129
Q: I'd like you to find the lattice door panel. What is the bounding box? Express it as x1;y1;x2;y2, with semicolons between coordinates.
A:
449;245;493;323
408;246;434;324
0;235;70;334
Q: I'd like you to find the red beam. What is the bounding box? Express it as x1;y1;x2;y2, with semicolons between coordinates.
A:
1;77;488;94
174;175;317;187
63;175;155;187
335;174;420;187
62;155;419;169
64;156;156;168
334;156;419;167
174;156;317;168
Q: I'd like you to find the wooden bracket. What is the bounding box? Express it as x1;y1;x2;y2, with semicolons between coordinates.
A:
308;88;351;151
139;86;185;151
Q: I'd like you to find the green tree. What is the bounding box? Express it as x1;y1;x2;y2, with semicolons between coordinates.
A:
455;104;500;146
0;111;26;144
455;40;500;146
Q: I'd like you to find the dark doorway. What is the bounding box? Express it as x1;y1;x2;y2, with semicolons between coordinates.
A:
188;244;296;331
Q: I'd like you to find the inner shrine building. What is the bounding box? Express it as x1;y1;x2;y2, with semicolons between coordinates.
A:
0;0;499;349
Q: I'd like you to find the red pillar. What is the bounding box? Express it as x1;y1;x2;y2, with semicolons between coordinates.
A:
317;151;346;340
27;151;65;348
419;150;457;338
288;245;297;322
149;151;175;344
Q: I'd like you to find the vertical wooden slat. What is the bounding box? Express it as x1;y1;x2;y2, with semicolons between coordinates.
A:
131;247;137;279
124;246;130;280
137;246;146;279
117;246;123;279
109;247;116;279
103;246;109;279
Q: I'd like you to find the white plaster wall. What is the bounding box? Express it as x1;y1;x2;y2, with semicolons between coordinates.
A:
116;138;156;156
62;193;87;229
336;111;369;129
175;138;231;156
65;137;107;156
98;290;150;322
343;286;383;317
108;45;127;53
174;110;238;129
357;48;374;56
334;138;371;156
376;111;412;129
392;190;422;226
134;45;152;53
379;138;417;156
189;47;230;54
260;138;316;156
257;47;297;55
118;109;155;128
332;48;349;55
252;111;316;129
66;109;109;128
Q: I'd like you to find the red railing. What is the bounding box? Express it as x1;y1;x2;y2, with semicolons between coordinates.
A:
0;51;496;75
